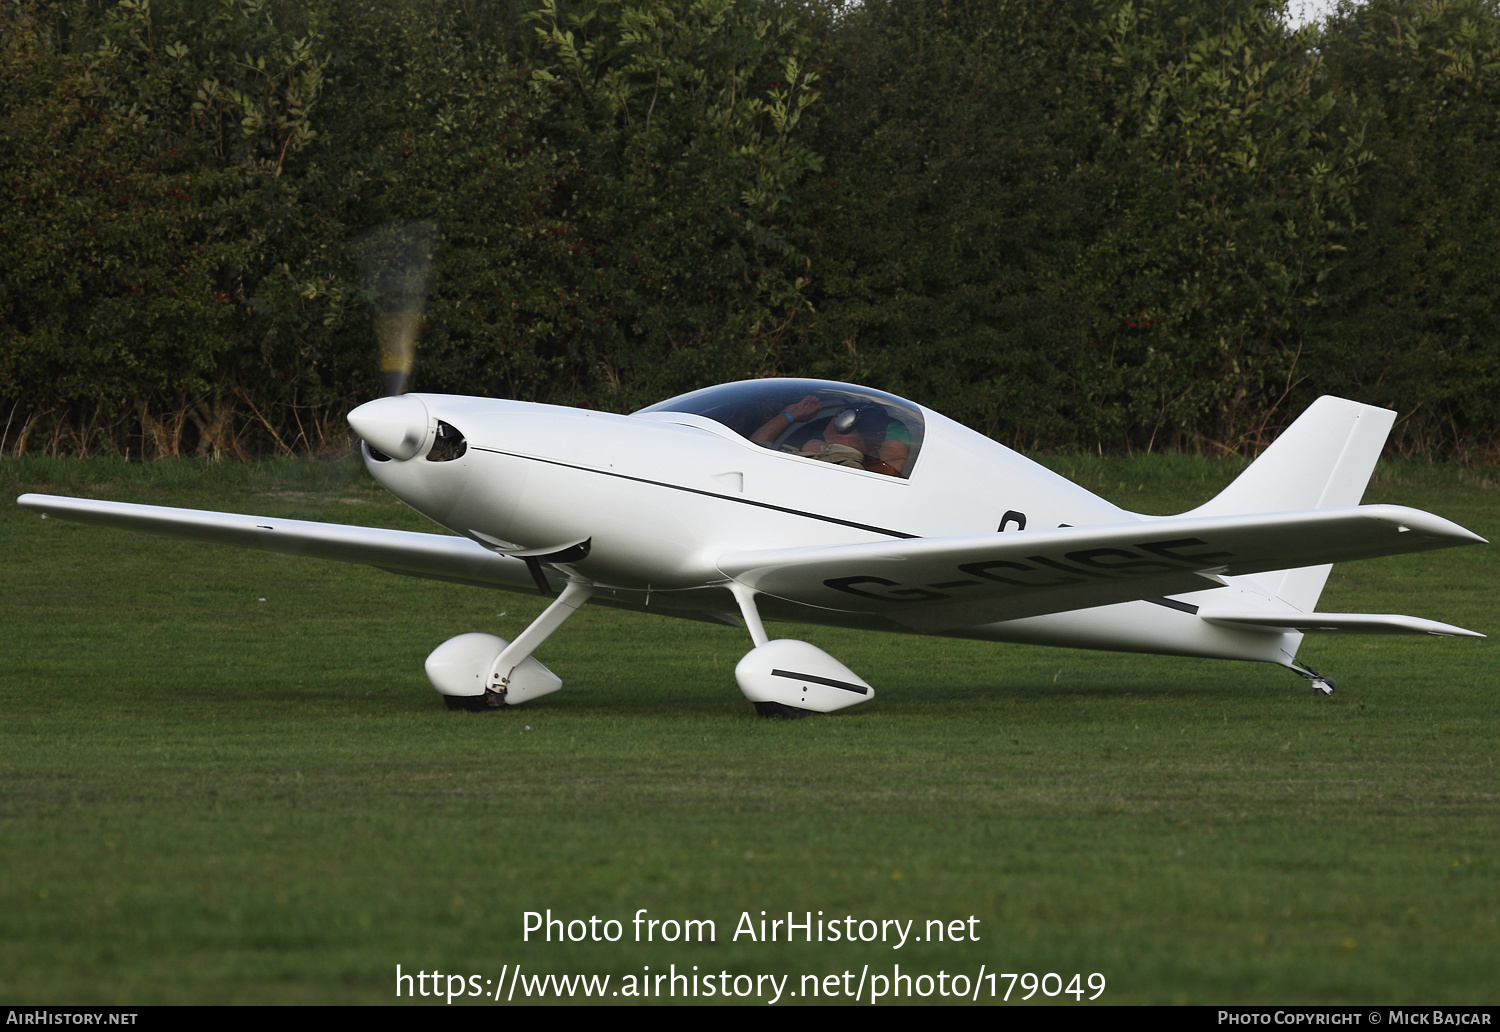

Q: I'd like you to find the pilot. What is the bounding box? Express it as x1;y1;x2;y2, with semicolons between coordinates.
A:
820;406;912;475
750;394;823;444
752;396;912;477
798;405;886;469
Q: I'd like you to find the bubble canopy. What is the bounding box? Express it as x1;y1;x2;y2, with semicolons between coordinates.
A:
635;379;927;479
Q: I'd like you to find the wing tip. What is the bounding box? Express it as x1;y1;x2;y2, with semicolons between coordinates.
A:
16;493;61;515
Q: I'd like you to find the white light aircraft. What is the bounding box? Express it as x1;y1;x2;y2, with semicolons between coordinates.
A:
16;380;1485;715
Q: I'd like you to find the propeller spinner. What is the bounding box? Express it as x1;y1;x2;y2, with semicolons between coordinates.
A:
348;394;432;461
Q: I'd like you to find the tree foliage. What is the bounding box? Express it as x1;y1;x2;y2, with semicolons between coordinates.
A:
0;0;335;455
1310;0;1500;456
1;0;1497;458
514;0;826;407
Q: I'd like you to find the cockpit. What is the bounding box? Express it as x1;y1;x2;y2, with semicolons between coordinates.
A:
635;379;927;479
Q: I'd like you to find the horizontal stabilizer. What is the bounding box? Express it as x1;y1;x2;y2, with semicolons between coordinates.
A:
16;493;536;592
1198;611;1484;637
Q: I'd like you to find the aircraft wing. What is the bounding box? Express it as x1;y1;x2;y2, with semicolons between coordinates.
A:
718;505;1485;629
16;493;536;592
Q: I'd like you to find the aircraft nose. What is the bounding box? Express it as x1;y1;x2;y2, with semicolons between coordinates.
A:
349;395;432;460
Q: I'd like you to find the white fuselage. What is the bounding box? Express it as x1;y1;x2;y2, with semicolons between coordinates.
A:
362;394;1298;667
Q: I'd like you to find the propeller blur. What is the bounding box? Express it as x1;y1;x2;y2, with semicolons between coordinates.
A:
18;380;1485;714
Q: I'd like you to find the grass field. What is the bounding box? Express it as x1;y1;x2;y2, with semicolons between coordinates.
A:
1;455;1495;1005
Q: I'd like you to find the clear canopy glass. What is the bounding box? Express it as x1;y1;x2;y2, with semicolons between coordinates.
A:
636;379;926;479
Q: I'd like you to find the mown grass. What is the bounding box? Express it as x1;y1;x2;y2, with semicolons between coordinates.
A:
1;456;1495;1004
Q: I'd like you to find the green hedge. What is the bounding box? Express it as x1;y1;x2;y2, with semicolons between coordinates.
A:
1;0;1497;458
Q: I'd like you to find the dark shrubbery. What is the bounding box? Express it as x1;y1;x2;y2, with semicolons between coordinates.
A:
1;0;1496;458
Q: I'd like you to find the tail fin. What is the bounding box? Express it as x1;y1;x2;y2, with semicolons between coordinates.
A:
1190;397;1396;517
1187;397;1396;611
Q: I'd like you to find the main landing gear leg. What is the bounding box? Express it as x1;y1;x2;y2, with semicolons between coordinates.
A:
729;583;770;649
487;581;597;704
1290;663;1338;696
729;585;802;718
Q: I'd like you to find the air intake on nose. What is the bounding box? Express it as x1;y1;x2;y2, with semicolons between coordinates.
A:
427;421;467;462
363;440;392;463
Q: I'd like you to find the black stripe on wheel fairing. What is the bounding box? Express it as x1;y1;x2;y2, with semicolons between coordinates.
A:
770;668;870;695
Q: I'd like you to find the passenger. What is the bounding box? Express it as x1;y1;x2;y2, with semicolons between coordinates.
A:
872;421;912;476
